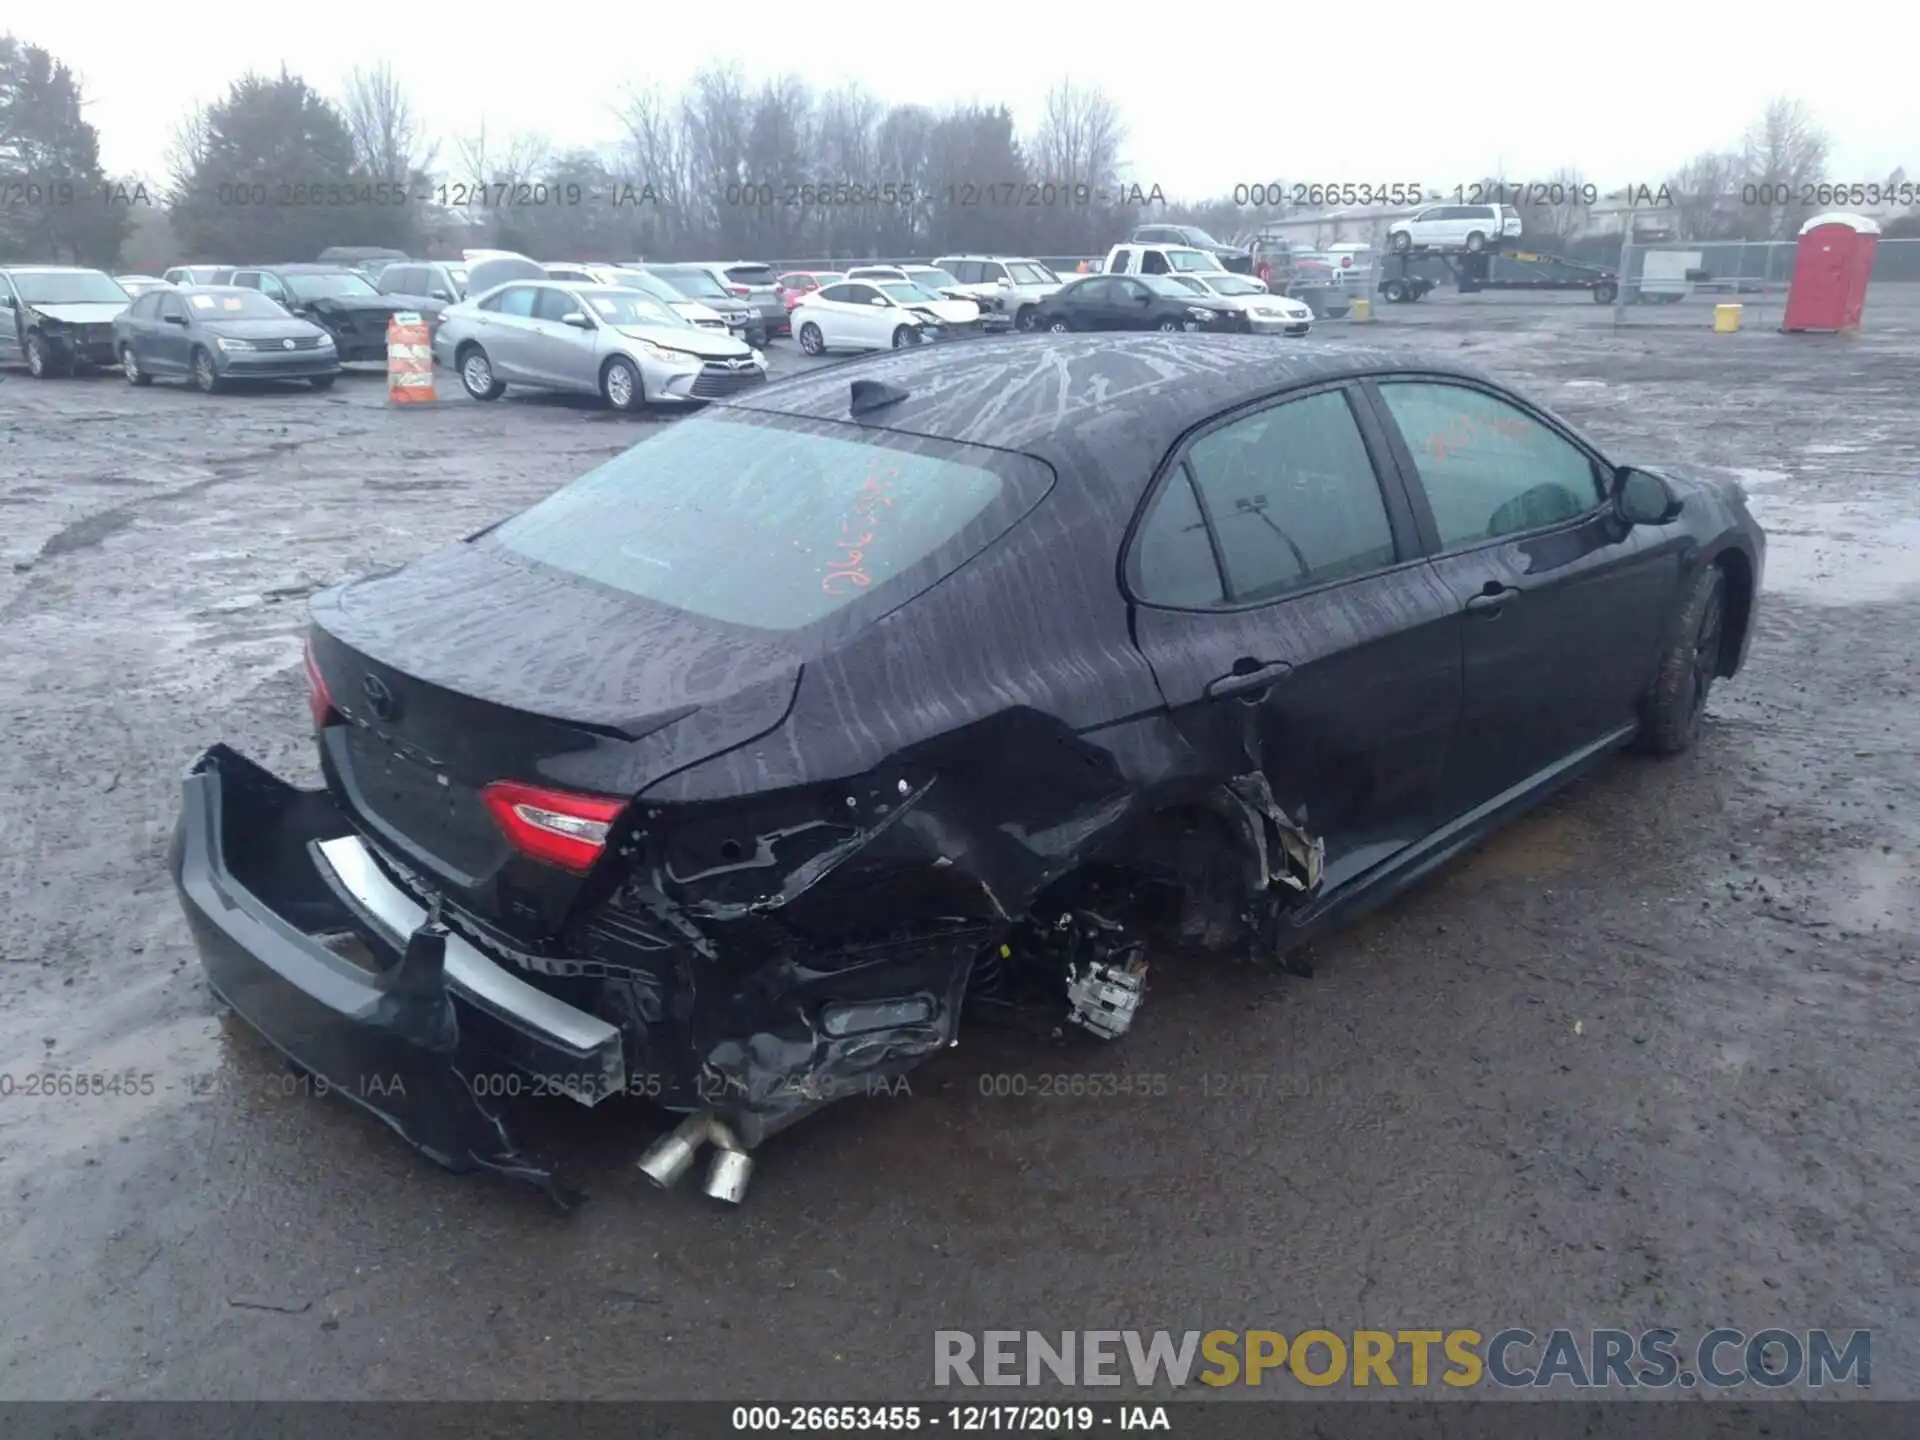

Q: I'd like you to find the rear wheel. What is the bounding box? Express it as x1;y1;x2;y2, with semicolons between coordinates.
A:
798;321;824;355
121;345;151;386
1464;231;1487;253
1382;278;1408;302
601;355;643;412
1014;305;1039;332
191;347;222;393
1046;316;1072;332
1156;318;1179;332
1638;564;1727;756
1593;281;1618;304
1390;231;1412;253
891;324;916;349
458;345;505;400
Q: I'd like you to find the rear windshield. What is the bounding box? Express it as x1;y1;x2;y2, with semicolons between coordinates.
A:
652;267;726;299
724;264;777;286
489;411;1053;633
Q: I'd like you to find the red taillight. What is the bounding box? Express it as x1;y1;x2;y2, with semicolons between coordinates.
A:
729;284;751;296
482;780;626;873
1341;255;1352;267
304;634;334;729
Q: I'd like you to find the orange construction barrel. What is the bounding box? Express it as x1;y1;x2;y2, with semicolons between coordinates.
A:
386;313;435;404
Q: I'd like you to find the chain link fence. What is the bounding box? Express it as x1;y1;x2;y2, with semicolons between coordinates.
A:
1610;236;1920;328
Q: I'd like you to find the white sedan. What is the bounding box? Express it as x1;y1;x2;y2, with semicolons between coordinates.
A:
793;279;984;354
1166;272;1315;335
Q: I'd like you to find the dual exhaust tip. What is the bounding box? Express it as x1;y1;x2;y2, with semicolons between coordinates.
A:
637;1111;753;1204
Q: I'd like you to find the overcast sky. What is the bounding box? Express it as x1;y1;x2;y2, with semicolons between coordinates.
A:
18;13;1917;196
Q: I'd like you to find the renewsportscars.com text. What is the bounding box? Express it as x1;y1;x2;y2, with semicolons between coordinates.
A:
933;1328;1870;1390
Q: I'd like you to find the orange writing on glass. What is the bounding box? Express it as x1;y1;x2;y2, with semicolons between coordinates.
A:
820;466;899;596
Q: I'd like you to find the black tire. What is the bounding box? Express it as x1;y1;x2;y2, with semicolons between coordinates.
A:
1156;318;1179;332
121;345;151;386
890;324;917;349
798;321;824;356
457;344;504;400
1464;231;1487;253
601;355;643;412
1014;305;1039;332
1383;278;1407;303
25;334;64;378
1046;316;1072;332
1593;281;1618;305
308;374;336;390
1390;231;1412;253
191;347;222;394
1638;564;1727;756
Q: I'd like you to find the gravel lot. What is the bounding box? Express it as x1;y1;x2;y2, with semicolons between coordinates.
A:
1;295;1916;1401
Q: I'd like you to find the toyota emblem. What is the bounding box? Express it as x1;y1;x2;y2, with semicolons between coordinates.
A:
282;338;296;349
361;673;398;722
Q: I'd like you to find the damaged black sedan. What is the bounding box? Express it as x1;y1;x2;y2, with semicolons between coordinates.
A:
169;334;1765;1207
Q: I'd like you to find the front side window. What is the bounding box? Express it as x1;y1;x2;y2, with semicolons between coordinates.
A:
1377;382;1606;547
1182;389;1397;604
534;288;582;322
490;412;1051;633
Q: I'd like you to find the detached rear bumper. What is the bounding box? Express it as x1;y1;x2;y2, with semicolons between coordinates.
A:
168;744;626;1204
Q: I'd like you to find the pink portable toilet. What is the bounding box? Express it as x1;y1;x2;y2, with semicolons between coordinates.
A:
1781;212;1880;333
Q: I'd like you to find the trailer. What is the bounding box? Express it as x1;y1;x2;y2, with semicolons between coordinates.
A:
1377;247;1618;304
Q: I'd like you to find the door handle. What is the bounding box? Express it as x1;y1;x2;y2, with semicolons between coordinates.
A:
1206;659;1294;700
1464;583;1519;616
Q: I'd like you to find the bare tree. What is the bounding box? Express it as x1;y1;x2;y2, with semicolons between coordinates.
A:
451;120;549;187
1027;79;1128;252
340;62;437;180
1027;77;1126;189
1664;149;1742;241
1737;98;1830;239
163;107;211;206
1531;166;1592;248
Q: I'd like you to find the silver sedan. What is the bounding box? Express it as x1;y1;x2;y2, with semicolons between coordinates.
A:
431;280;768;411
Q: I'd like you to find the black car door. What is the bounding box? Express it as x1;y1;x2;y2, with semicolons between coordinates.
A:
1364;376;1682;818
1062;276;1114;329
1128;382;1464;894
1111;277;1165;331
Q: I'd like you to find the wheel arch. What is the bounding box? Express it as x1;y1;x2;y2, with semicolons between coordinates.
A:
1710;545;1755;678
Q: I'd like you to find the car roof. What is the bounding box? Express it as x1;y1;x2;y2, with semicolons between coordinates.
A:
2;265;105;274
249;263;357;273
936;254;1043;263
728;334;1486;463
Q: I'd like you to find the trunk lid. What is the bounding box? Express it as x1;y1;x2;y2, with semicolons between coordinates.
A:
308;541;802;937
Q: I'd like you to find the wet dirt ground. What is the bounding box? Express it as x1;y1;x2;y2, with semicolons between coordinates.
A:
1;297;1916;1401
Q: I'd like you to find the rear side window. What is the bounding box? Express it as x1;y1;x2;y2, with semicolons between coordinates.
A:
1182;389;1397;603
1133;470;1225;607
490;412;1054;633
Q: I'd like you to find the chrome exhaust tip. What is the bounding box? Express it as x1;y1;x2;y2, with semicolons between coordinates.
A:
637;1112;712;1189
703;1146;753;1205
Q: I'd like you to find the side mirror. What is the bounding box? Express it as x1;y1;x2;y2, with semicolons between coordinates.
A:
994;276;1012;287
1615;466;1682;526
1;295;13;308
163;314;188;327
430;289;451;301
869;296;888;306
561;311;593;328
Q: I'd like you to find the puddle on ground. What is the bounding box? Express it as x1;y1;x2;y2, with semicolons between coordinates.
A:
1726;467;1793;491
1741;495;1920;606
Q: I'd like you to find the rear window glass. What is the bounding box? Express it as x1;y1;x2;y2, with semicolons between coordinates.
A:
725;264;778;286
489;411;1053;632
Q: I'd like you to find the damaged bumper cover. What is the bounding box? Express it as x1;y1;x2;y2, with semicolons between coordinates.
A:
167;745;977;1199
168;744;625;1204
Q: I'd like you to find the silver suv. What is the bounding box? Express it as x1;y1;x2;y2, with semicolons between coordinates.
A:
933;255;1065;332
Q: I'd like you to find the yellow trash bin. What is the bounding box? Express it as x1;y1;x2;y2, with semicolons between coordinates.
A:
1713;303;1742;333
1350;297;1372;323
